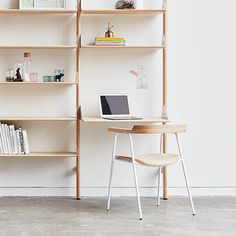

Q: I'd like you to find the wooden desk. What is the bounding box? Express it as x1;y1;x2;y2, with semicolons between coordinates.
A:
82;116;168;123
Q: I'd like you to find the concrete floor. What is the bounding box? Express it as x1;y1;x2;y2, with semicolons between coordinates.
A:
0;197;235;236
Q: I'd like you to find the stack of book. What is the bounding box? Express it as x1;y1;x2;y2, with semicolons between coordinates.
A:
95;37;126;46
0;123;30;155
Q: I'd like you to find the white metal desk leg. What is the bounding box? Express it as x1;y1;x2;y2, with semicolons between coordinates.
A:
129;134;143;220
175;134;196;215
107;134;118;211
157;167;161;206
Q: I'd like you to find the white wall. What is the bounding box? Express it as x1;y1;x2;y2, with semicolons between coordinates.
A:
0;0;235;197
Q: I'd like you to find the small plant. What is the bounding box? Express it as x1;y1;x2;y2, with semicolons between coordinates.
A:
115;0;135;9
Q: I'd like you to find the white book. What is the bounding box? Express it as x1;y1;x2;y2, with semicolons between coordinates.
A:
16;130;22;155
1;124;7;154
6;125;12;154
13;130;18;154
9;125;15;155
4;124;11;154
22;130;30;154
4;124;10;155
0;122;4;154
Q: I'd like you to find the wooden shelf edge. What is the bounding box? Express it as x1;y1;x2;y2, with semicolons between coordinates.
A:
0;82;77;85
81;45;165;49
0;9;77;14
0;152;77;157
0;45;77;49
81;9;165;15
0;117;77;121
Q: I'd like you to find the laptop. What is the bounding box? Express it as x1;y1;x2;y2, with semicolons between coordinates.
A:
100;95;142;120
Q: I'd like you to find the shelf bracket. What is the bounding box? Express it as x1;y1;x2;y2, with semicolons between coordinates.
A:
162;35;167;47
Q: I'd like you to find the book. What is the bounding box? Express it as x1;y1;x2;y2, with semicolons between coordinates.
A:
16;130;21;154
4;124;11;154
13;130;18;154
1;124;7;154
0;123;3;154
9;125;15;154
22;130;30;154
0;123;30;155
95;37;125;41
18;128;25;154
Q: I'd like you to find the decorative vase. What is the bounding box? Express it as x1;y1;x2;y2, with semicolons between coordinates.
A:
134;0;143;9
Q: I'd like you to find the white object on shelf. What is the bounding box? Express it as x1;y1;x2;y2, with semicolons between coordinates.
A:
134;0;144;9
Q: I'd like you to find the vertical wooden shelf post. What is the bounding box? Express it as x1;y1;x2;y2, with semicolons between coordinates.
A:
76;0;81;199
162;0;168;200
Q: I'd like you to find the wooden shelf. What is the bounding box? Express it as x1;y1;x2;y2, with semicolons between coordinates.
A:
82;117;169;123
0;9;77;14
0;117;77;121
0;82;77;85
81;45;165;49
0;152;77;158
0;45;77;49
81;9;165;15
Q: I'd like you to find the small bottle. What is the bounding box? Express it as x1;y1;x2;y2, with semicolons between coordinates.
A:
23;52;32;82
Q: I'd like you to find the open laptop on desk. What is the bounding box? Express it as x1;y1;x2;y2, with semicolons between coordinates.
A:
100;95;142;120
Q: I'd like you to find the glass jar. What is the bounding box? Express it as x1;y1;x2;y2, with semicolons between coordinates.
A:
5;69;14;82
23;52;32;82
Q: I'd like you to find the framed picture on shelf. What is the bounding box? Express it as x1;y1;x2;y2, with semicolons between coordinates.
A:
35;0;66;9
19;0;34;9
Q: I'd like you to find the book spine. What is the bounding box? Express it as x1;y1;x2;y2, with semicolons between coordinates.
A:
95;37;125;41
16;130;21;154
95;44;126;46
18;128;25;154
1;124;7;154
4;124;11;154
13;130;18;154
22;130;30;154
9;125;15;155
0;122;3;154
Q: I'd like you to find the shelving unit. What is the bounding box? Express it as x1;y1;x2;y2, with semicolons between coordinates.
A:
0;4;80;198
0;0;169;199
79;0;169;199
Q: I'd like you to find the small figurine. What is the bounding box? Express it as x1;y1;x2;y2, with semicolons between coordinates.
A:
105;23;114;38
55;73;64;82
14;68;23;82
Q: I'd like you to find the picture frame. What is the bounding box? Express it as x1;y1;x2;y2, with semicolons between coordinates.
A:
35;0;66;9
19;0;34;9
19;0;66;9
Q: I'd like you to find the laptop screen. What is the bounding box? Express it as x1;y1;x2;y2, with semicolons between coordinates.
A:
100;95;130;115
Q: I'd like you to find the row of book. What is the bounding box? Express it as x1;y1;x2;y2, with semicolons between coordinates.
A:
95;37;126;46
0;123;30;155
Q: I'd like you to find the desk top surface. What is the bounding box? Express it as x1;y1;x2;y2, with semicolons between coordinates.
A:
81;117;169;123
